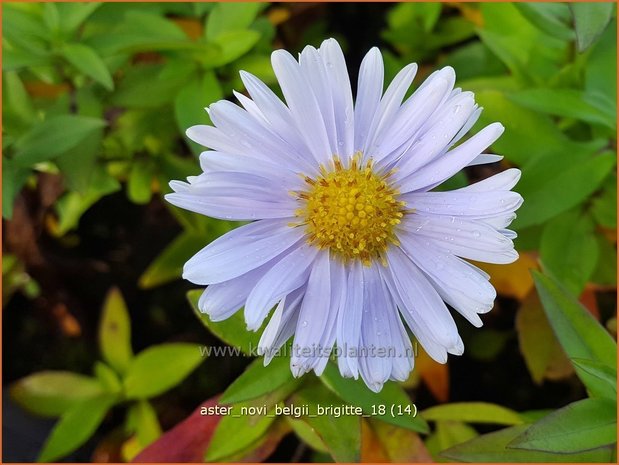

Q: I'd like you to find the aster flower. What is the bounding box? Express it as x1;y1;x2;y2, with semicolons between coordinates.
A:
166;38;522;392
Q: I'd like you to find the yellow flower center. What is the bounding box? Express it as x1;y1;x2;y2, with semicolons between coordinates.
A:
293;154;407;266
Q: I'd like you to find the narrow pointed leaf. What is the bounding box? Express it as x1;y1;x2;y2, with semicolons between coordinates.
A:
38;394;117;462
532;271;617;368
99;287;133;374
509;398;617;453
442;424;615;462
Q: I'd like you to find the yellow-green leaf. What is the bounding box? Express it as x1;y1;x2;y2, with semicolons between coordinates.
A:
99;287;133;374
422;402;524;426
123;343;204;399
509;398;617;453
38;394;117;462
10;371;104;417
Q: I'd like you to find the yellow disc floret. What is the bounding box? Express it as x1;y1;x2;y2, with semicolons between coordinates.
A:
293;153;407;266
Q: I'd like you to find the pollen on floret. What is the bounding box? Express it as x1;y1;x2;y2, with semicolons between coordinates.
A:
292;153;407;265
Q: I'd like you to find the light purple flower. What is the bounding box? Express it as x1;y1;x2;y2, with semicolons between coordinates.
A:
166;38;522;392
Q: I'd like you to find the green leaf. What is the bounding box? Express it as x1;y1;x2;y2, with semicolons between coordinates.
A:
571;358;617;400
3;5;48;53
3;71;36;131
220;355;295;405
188;289;261;355
320;363;429;434
99;287;133;375
516;292;570;385
514;3;574;41
3;46;51;70
13;115;106;166
209;30;261;67
139;232;204;289
2;156;30;219
57;3;101;34
426;420;478;461
540;210;599;295
42;3;60;34
442;424;615;462
286;417;328;452
508;88;616;130
570;3;615;52
591;235;617;286
514;151;615;229
585;19;616;102
532;271;617;369
127;158;155;204
291;383;361;462
52;167;120;236
94;362;122;393
62;43;114;91
422;402;524;426
173;71;222;154
474;90;602;166
123;343;204;399
111;63;195;109
127;400;162;448
10;371;104;417
205;402;277;461
55;88;104;194
38;394;117;462
386;3;442;32
509;398;617;453
477;3;566;83
205;2;263;41
591;175;617;228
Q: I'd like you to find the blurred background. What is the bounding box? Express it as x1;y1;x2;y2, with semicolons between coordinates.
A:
2;2;617;463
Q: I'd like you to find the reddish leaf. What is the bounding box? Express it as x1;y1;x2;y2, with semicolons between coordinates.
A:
133;396;288;463
133;397;222;462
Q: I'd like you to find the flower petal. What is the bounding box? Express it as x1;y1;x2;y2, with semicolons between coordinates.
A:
392;92;476;175
400;214;518;264
375;73;452;167
258;287;305;364
165;170;298;221
209;100;314;172
271;49;332;165
320;38;355;158
313;258;347;376
403;235;496;327
363;63;418;160
384;246;462;353
456;168;522;192
354;47;384;153
336;261;363;379
299;45;338;153
402;189;523;219
396;122;505;193
198;151;303;191
245;245;318;330
291;250;333;376
197;256;281;321
182;220;304;285
358;265;393;392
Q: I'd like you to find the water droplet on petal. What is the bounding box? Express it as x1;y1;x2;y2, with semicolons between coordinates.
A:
301;320;308;328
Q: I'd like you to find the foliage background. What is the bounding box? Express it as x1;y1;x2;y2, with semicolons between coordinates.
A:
2;1;617;463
